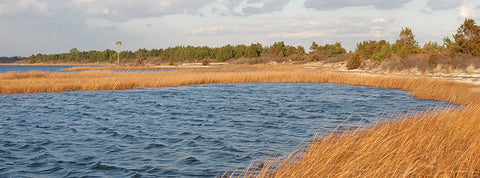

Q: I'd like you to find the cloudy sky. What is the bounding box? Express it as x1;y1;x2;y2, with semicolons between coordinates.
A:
0;0;479;57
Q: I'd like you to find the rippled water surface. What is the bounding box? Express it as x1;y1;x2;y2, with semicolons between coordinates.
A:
0;83;452;177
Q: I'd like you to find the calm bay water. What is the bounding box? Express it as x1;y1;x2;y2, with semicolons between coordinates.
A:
0;65;251;73
0;65;90;73
0;82;453;177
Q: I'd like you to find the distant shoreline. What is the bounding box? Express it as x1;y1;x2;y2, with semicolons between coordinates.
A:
0;63;108;66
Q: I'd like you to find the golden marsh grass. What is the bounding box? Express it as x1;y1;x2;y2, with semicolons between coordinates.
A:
59;64;287;71
240;105;480;177
0;69;478;104
1;67;480;177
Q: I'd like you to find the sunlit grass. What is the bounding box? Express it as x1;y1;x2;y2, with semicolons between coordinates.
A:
239;104;480;177
59;64;288;71
1;68;478;105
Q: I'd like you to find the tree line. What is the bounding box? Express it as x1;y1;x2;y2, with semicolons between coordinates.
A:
26;41;331;64
347;18;480;69
25;40;346;64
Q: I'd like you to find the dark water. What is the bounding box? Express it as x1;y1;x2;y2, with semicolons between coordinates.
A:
0;83;452;177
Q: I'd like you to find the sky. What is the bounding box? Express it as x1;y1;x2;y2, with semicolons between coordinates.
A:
0;0;479;57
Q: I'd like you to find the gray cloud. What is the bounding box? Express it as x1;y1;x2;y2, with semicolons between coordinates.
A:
75;0;292;20
425;0;463;10
244;0;289;14
0;0;52;18
75;0;212;22
211;0;291;16
303;0;412;10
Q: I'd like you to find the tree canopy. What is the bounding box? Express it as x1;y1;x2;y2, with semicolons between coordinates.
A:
452;18;480;56
396;27;419;58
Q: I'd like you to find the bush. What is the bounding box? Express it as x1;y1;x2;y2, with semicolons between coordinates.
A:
346;53;362;70
380;54;432;71
428;54;438;65
202;59;210;66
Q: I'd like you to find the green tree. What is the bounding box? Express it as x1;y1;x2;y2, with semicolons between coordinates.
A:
270;41;287;57
296;46;305;56
245;43;263;58
215;45;235;62
395;27;419;58
69;48;81;62
423;41;445;52
286;46;297;56
135;48;149;64
371;42;393;61
452;18;480;56
120;50;135;59
295;46;305;61
443;37;454;49
310;42;346;57
309;42;319;53
326;42;346;57
234;45;247;58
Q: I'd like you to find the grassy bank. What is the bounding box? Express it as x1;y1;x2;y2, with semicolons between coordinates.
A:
1;69;478;105
1;67;479;177
58;64;274;71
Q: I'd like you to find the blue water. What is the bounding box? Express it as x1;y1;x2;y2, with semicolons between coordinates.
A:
0;83;452;177
0;65;254;73
0;65;96;73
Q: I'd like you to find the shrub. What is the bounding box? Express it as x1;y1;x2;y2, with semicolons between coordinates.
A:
381;54;432;71
346;53;361;70
308;54;328;62
202;59;210;66
428;54;438;65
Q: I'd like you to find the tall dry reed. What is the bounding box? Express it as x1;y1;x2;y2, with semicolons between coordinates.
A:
242;105;480;177
59;64;284;71
1;69;478;105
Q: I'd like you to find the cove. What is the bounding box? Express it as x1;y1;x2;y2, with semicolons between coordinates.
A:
0;83;453;177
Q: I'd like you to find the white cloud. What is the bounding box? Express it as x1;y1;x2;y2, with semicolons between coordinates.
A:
372;18;387;23
191;28;206;35
191;26;226;35
268;31;325;38
266;16;395;42
457;6;474;19
303;0;412;10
